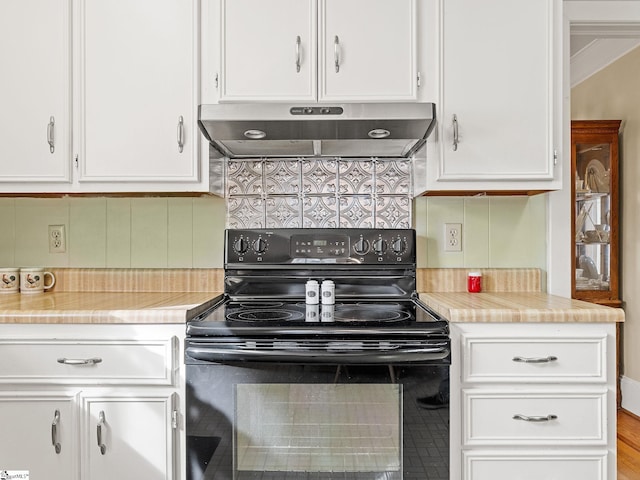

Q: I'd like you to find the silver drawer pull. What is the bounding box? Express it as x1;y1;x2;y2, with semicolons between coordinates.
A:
47;116;55;153
57;357;103;365
513;414;558;422
334;35;341;73
51;409;61;454
177;115;184;153
295;35;301;72
97;410;107;455
452;114;459;151
512;355;558;363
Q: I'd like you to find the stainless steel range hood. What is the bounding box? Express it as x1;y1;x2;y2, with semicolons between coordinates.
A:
198;103;436;159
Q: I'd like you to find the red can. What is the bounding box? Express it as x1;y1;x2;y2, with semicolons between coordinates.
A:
467;272;482;293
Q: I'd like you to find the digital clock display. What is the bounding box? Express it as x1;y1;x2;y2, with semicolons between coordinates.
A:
291;234;349;259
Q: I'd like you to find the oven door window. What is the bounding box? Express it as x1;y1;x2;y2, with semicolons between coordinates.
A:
186;362;448;480
235;383;401;474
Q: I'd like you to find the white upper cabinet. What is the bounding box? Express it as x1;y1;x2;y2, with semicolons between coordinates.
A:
0;0;71;189
217;0;419;103
319;0;417;102
220;0;317;102
427;0;561;191
1;0;208;193
75;0;203;191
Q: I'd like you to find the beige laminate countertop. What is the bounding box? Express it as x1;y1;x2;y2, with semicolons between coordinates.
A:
0;292;222;324
0;291;624;325
419;292;624;323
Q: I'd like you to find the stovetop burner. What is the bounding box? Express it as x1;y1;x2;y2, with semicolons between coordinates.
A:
224;301;411;324
333;303;409;323
231;308;305;322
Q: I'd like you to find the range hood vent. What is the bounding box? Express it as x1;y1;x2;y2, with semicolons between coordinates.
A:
198;103;436;159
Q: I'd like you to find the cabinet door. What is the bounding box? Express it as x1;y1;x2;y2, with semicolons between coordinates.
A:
220;0;317;102
83;395;175;480
76;0;200;190
433;0;559;189
319;0;418;102
0;394;76;480
0;0;71;186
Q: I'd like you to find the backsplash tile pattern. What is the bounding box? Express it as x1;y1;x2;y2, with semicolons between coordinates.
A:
226;158;412;228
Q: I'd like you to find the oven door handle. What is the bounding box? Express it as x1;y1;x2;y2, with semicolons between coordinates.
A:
185;345;450;365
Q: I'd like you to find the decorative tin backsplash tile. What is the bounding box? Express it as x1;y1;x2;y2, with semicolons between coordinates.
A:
226;158;412;229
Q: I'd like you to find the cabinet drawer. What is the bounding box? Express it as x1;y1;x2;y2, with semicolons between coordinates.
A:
463;451;608;480
463;390;607;446
462;335;606;383
0;338;177;385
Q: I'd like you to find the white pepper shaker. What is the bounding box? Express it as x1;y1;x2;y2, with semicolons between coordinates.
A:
321;280;335;305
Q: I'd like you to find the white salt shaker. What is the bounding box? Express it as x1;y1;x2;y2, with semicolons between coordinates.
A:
321;280;335;305
305;280;319;304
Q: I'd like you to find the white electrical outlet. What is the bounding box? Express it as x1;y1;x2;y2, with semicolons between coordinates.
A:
444;223;462;252
48;225;66;253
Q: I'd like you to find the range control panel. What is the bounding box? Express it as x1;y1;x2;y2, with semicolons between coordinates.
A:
226;228;415;265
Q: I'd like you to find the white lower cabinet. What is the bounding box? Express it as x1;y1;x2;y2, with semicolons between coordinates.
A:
450;323;617;480
463;451;608;480
83;395;177;480
0;324;184;480
0;393;76;479
464;390;607;446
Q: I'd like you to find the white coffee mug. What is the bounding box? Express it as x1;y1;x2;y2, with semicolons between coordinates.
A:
0;268;19;294
20;268;56;294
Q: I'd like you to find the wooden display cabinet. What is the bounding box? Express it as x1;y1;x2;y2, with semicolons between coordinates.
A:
571;120;621;307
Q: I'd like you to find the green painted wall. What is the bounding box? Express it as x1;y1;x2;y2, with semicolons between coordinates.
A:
0;194;546;271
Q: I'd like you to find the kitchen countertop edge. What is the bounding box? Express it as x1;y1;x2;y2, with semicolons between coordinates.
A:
0;291;624;324
0;292;223;324
420;292;624;323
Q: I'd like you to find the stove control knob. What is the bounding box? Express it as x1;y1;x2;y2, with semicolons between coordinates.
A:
353;238;370;255
253;238;267;254
373;238;387;255
391;238;407;255
233;238;249;254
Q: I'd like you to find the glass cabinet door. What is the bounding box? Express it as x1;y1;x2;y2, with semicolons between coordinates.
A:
571;120;621;306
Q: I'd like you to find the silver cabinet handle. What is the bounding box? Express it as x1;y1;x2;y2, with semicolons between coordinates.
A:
177;116;184;153
57;357;102;365
513;414;558;422
47;116;55;153
97;411;107;455
512;356;558;363
452;114;459;151
295;36;301;73
334;35;341;73
51;409;61;454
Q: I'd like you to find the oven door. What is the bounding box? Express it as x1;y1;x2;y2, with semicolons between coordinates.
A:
185;339;449;480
